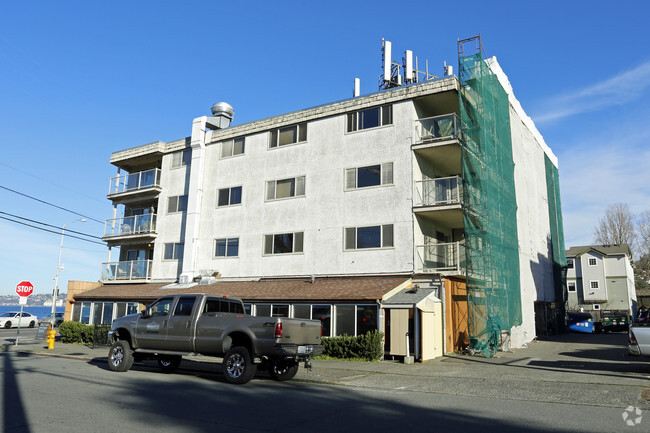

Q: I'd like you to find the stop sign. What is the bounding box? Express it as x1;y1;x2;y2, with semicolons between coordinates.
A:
16;281;34;297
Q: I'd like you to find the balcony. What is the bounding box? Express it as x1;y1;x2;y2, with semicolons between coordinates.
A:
107;168;162;202
415;241;465;274
102;214;157;243
101;260;152;282
413;114;462;174
414;113;460;144
414;176;463;228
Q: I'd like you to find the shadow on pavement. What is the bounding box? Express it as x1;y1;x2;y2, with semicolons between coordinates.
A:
2;344;32;433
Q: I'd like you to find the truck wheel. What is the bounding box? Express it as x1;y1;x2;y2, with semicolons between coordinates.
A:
223;346;256;384
108;340;134;372
270;358;299;381
158;355;182;373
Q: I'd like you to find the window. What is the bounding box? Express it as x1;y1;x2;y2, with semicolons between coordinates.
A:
357;305;378;335
293;305;311;319
173;297;196;316
588;257;597;266
346;104;392;132
148;298;174;317
266;176;306;200
336;305;355;336
215;238;239;257
203;299;244;314
264;232;304;255
345;163;393;190
163;243;184;260
568;282;576;292
590;281;600;290
269;122;307;148
312;305;331;337
171;149;191;168
345;225;394;250
217;186;242;207
221;137;245;158
167;195;188;213
567;259;574;269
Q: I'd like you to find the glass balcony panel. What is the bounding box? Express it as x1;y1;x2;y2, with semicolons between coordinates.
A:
414;176;461;207
415;242;465;273
103;214;157;237
109;168;161;195
101;260;152;281
414;113;459;144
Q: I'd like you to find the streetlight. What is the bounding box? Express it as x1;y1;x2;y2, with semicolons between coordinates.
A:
51;218;86;326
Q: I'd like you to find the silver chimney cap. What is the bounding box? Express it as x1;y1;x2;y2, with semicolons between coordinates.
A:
211;102;234;119
206;102;234;130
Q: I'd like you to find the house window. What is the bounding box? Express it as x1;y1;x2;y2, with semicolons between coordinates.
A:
215;238;239;257
345;163;393;190
264;232;304;255
221;137;245;158
567;259;574;269
163;243;184;260
266;176;306;200
345;225;394;250
346;104;392;132
217;186;242;207
269;122;307;148
167;195;188;213
590;281;600;290
588;258;597;266
568;282;576;292
171;149;191;169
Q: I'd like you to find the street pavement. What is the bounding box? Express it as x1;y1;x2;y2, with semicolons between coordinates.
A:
2;329;650;412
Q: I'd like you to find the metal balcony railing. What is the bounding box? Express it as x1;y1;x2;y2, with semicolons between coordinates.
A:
415;242;466;273
103;214;157;238
414;113;460;144
108;168;161;196
414;176;462;207
101;260;152;281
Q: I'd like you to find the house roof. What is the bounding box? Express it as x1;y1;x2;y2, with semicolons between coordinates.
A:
383;287;439;306
72;276;412;303
566;244;631;258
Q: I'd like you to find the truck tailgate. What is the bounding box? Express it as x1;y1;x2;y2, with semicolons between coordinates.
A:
280;318;321;344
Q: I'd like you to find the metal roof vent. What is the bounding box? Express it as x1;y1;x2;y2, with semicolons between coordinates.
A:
206;102;234;130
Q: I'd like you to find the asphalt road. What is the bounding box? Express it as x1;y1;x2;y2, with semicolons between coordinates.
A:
2;330;649;433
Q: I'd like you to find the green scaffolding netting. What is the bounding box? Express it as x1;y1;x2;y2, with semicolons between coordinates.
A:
458;50;521;358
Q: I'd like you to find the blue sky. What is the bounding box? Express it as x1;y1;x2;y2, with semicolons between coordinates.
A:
1;1;648;295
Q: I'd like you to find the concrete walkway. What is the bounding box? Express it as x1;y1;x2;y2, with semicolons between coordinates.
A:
3;332;650;409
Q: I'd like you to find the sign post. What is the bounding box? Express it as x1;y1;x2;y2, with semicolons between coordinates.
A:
15;281;34;345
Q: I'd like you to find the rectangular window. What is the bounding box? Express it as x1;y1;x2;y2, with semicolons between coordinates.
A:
255;304;271;317
588;258;597;266
292;305;311;319
221;137;245;158
272;305;289;318
269;122;307;148
568;282;576;292
266;176;306;200
80;302;91;324
590;281;600;290
215;238;239;257
263;232;304;255
357;305;378;335
102;303;114;324
346;104;392;132
567;259;574;269
163;243;184;260
336;305;356;336
167;195;188;213
217;186;242;207
171;149;191;169
345;163;393;190
344;225;394;250
173;296;196;316
312;305;331;337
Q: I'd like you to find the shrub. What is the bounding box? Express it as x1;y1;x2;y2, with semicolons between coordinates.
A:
322;330;384;361
58;321;95;344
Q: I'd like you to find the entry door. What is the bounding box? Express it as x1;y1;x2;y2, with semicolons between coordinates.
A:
135;297;174;349
165;296;198;352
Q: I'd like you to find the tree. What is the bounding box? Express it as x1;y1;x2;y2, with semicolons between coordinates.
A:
593;203;636;254
637;210;650;257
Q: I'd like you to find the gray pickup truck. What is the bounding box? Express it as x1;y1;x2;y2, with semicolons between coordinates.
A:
107;293;323;384
629;322;650;358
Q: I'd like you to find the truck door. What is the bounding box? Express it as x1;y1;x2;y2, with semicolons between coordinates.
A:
135;297;174;349
165;295;198;352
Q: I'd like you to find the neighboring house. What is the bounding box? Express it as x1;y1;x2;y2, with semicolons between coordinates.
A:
565;245;637;315
66;37;566;360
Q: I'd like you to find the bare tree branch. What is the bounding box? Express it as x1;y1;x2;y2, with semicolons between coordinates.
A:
593;203;636;255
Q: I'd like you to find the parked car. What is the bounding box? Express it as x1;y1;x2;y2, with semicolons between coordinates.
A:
38;312;64;327
629;321;650;357
0;312;38;328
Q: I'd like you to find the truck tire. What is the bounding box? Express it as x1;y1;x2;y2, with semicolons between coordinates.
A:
158;355;182;373
223;346;256;384
270;358;299;381
108;340;134;372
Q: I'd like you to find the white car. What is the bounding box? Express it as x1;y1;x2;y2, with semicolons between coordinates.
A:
0;312;38;328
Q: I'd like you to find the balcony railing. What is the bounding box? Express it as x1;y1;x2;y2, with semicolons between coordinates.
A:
414;176;462;207
103;214;157;238
414;113;460;144
101;260;152;282
108;168;161;196
416;242;465;273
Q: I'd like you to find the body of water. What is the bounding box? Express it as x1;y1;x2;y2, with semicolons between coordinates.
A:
0;305;64;319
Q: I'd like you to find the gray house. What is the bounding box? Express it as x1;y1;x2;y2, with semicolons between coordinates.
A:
565;245;636;314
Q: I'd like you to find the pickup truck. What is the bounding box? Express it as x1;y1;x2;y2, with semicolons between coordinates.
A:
107;293;323;384
628;322;650;358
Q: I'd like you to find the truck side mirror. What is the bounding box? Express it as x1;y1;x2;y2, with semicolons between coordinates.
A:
141;309;151;318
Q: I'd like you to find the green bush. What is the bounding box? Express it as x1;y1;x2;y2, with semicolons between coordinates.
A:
58;321;95;344
322;330;384;361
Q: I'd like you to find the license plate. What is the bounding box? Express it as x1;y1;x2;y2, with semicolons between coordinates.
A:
297;346;311;354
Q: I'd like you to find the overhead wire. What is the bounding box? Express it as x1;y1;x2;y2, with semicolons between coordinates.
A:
0;216;106;246
0;211;103;240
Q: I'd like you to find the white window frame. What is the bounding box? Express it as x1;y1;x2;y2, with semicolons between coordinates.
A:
163;242;184;261
167;195;188;213
171;149;191;169
214;237;239;258
588;257;597;266
269;122;307;148
346;104;393;133
266;176;306;201
589;280;600;290
263;232;304;255
345;162;393;190
221;137;245;158
567;259;574;269
217;186;242;207
344;224;394;250
567;282;576;292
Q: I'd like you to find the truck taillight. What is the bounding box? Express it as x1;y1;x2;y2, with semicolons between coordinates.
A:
630;329;637;345
275;322;283;338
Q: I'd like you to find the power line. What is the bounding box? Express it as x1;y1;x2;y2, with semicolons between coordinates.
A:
0;216;106;246
0;211;103;240
0;185;104;224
